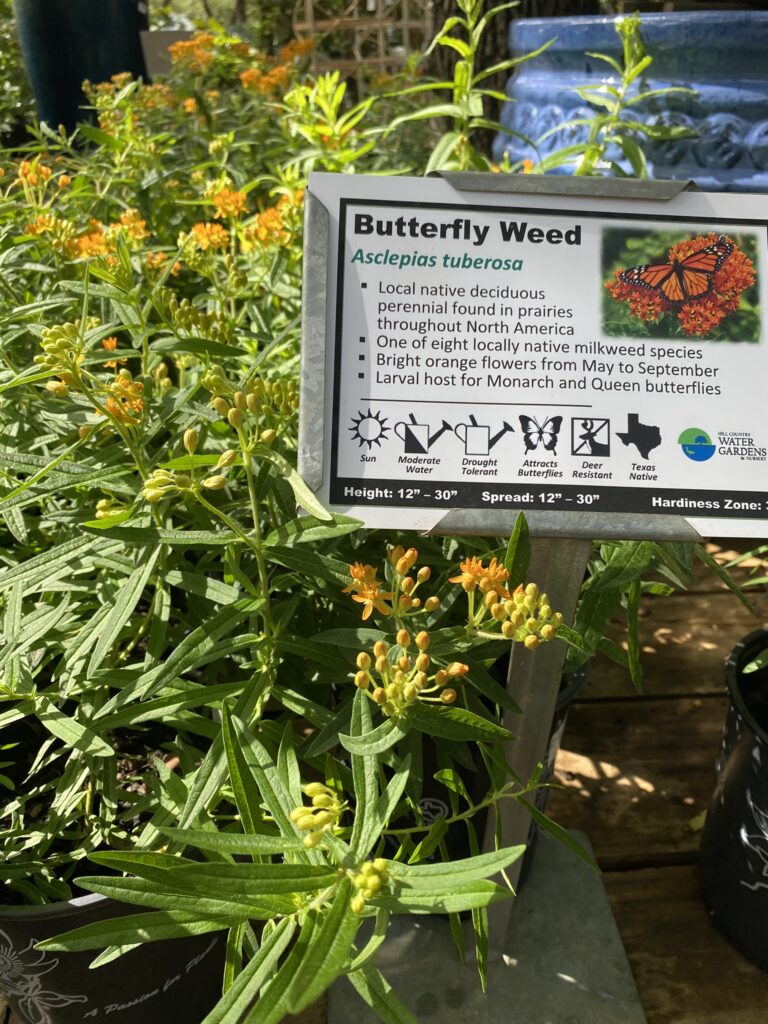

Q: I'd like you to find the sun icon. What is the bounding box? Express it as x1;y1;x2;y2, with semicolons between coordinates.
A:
349;409;389;449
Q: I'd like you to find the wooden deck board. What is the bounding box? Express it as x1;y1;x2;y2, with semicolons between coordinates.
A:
604;865;768;1024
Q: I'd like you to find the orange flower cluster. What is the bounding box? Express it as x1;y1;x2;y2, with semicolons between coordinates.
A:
101;336;126;369
145;251;181;275
239;65;291;95
188;222;229;251
16;159;52;187
343;563;393;621
119;208;149;241
212;186;248;219
75;228;112;258
105;373;144;425
606;234;756;337
449;555;510;597
242;206;288;249
168;33;215;73
279;38;315;62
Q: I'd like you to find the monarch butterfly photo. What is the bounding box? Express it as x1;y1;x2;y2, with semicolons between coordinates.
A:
618;235;733;305
603;229;759;342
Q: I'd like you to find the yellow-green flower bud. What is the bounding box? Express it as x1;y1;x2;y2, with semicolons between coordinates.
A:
502;621;515;639
304;831;323;848
415;631;430;650
373;640;388;658
441;688;457;704
524;634;539;650
227;408;243;429
375;655;388;674
234;391;247;412
202;475;227;490
46;380;69;397
351;893;366;914
539;605;552;621
424;596;440;612
396;628;410;648
356;651;371;670
354;670;369;689
525;583;539;599
311;810;335;828
303;782;328;798
372;687;387;704
415;653;430;671
246;392;259;413
417;566;431;582
311;794;335;809
540;623;555;641
183;428;199;455
403;683;417;702
526;617;539;631
213;396;230;417
216;449;237;469
260;429;276;444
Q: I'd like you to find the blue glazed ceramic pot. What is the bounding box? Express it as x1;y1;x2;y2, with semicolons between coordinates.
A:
493;12;768;192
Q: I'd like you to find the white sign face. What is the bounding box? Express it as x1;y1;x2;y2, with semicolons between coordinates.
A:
304;173;768;535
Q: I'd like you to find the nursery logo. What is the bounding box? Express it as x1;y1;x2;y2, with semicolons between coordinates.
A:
717;431;767;462
678;428;716;462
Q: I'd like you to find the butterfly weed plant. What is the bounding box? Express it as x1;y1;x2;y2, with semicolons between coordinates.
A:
0;8;749;1023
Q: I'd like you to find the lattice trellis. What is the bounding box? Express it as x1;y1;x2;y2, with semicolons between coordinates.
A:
293;0;433;94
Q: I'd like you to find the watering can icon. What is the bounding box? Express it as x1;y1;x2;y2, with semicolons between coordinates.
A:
455;415;514;456
394;414;453;454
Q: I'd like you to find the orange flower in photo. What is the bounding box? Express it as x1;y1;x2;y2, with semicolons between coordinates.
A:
605;233;756;338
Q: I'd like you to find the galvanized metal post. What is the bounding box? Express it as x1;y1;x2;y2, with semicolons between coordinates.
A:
486;535;592;949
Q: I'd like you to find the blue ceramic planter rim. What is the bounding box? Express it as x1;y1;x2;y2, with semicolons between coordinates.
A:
510;10;768;53
724;628;768;745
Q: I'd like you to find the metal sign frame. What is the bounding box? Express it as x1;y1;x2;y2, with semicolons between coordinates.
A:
298;172;735;940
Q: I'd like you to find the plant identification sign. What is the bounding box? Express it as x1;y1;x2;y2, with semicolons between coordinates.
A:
301;173;768;536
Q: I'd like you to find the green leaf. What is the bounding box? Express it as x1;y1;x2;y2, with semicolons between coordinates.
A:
339;717;410;756
373;880;510;914
434;768;471;805
222;705;267;836
517;800;598;871
268;546;350;586
405;701;513;743
171;861;339;895
38;910;229;953
264;514;360;547
626;578;643;692
159;828;304;856
82;524;238;547
695;545;754;613
141;597;263;697
346;964;420;1024
250;445;331;521
504;512;530;588
201;918;296;1024
584;541;655;592
285;878;360;1014
349;690;379;857
87;548;160;674
230;716;303;841
36;698;113;757
390;846;525;890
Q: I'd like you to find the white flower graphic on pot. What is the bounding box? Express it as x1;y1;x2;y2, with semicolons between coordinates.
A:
0;929;87;1024
739;794;768;893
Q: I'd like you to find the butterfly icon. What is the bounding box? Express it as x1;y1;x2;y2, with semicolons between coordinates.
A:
519;415;562;453
619;234;733;305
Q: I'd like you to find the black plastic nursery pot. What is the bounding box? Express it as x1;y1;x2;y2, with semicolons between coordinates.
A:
699;628;768;971
0;893;224;1023
13;0;149;132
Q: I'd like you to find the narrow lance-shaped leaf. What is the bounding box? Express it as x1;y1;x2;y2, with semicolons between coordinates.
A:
88;547;160;673
284;878;360;1015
